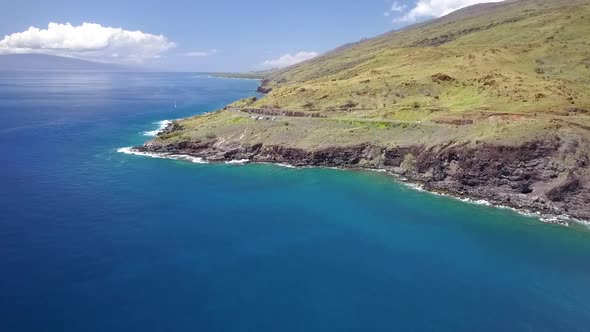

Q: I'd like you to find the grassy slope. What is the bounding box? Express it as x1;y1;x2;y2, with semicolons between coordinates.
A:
157;0;590;150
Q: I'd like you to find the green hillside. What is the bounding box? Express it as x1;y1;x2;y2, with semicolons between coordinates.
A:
255;0;590;117
156;0;590;150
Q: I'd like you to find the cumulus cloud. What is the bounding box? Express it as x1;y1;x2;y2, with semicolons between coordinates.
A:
261;51;319;68
391;2;407;12
0;22;175;63
384;2;406;17
392;0;501;23
181;49;217;57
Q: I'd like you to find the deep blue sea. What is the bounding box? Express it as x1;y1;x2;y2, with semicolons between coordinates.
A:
1;71;590;332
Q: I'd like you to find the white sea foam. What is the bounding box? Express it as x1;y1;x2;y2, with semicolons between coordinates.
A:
172;154;208;164
143;120;172;137
225;159;250;165
539;215;570;226
402;182;426;192
458;197;492;206
117;147;207;164
369;168;389;174
117;147;167;159
275;163;298;169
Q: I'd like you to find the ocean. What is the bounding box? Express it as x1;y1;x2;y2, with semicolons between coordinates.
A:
1;71;590;332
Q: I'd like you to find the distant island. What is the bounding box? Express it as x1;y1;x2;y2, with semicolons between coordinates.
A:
0;54;134;71
136;0;590;223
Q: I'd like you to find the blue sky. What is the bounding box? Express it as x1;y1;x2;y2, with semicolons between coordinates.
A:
0;0;498;71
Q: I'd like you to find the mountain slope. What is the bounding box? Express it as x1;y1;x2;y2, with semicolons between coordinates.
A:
140;0;590;222
255;0;589;117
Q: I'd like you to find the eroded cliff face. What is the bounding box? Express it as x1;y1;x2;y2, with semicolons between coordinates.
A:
139;133;590;221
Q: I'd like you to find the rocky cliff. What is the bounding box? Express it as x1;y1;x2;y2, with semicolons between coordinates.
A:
138;129;590;223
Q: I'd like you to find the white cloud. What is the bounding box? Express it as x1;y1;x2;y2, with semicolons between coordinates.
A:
384;1;406;18
261;51;319;68
391;2;406;12
393;0;501;23
0;22;175;63
182;49;217;57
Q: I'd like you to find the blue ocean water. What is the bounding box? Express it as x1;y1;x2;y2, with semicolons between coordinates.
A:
1;71;590;332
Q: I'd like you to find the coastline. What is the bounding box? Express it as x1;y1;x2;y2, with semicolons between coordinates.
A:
118;145;584;227
125;87;590;228
137;131;590;221
200;75;262;81
205;72;267;81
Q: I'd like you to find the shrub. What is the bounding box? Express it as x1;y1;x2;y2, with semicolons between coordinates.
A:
342;100;358;109
303;102;315;110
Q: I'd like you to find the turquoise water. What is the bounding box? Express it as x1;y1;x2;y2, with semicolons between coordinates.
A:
1;72;590;331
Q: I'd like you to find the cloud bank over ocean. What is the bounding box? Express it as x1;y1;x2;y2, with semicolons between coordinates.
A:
0;22;175;63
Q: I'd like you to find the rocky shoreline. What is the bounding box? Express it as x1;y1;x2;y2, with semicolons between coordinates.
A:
136;127;590;226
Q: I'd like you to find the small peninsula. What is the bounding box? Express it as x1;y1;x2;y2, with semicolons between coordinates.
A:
137;0;590;222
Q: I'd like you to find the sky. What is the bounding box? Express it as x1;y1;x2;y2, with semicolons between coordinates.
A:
0;0;500;71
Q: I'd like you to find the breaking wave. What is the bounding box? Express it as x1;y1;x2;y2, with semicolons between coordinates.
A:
143;120;172;137
117;147;207;164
